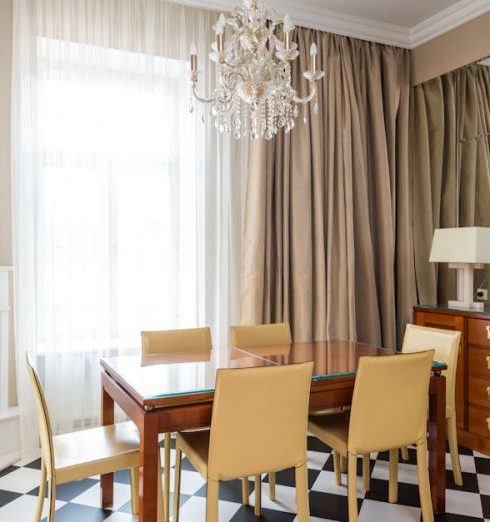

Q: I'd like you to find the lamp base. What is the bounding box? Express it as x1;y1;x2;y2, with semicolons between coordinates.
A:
448;299;484;312
447;263;485;312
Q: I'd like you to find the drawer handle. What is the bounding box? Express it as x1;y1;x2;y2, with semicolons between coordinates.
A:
487;418;490;431
487;325;490;340
487;356;490;370
487;387;490;401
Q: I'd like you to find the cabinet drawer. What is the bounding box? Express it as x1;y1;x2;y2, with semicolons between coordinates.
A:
414;310;464;330
469;347;490;379
469;377;490;408
469;405;490;439
468;318;490;348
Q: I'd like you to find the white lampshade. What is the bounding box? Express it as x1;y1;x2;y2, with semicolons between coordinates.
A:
430;227;490;264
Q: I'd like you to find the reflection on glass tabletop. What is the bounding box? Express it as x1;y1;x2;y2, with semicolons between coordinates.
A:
101;339;446;402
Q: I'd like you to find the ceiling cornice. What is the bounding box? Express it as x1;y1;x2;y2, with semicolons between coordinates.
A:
179;0;412;47
409;0;490;48
178;0;490;49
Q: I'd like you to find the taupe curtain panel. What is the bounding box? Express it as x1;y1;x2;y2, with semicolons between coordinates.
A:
413;64;490;306
240;28;413;348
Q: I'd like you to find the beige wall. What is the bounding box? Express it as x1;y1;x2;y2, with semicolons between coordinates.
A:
411;11;490;86
0;0;13;267
0;0;16;406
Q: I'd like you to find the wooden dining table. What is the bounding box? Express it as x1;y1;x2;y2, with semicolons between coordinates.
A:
100;340;447;522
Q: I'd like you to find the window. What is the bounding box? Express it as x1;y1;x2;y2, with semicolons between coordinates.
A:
36;38;206;353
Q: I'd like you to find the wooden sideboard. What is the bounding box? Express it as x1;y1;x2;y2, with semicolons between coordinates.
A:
414;305;490;455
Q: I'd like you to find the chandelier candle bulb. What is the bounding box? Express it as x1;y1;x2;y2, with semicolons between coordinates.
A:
310;42;318;72
283;13;294;50
215;13;226;52
190;43;197;72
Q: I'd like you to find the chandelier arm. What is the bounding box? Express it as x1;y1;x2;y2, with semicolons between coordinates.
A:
221;64;246;81
191;85;216;104
293;83;317;105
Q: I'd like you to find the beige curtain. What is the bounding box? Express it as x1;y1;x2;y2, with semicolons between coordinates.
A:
412;64;490;306
240;28;413;349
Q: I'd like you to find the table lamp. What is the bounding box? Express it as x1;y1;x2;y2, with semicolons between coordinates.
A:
430;227;490;311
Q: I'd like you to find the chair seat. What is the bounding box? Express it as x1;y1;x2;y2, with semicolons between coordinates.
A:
176;429;210;479
308;411;349;456
54;421;140;483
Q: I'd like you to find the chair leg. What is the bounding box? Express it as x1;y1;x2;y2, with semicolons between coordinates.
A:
340;455;348;473
254;475;262;517
447;416;463;486
129;467;139;515
206;479;219;522
164;433;171;522
389;449;398;503
295;463;310;522
173;447;182;522
269;471;276;501
400;446;409;461
362;454;370;492
35;461;47;522
47;477;56;522
348;453;358;522
416;439;434;522
333;451;341;485
241;477;249;505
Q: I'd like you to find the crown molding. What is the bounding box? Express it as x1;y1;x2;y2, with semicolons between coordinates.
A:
179;0;412;47
409;0;490;48
177;0;490;50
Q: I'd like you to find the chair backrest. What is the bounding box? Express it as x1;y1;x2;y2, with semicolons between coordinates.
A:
402;324;460;417
207;362;313;481
348;351;434;454
230;322;292;349
26;353;55;476
141;327;212;355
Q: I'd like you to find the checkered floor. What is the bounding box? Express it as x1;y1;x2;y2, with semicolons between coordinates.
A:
0;436;489;521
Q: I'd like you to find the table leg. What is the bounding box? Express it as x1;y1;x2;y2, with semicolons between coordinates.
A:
101;384;115;508
139;412;160;522
428;374;446;513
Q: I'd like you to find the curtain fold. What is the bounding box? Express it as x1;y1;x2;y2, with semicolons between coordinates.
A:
240;29;413;349
12;0;243;454
412;64;490;306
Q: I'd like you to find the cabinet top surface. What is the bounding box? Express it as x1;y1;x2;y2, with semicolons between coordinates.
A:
415;304;490;318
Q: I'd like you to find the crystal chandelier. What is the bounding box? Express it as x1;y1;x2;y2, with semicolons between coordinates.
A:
188;0;325;140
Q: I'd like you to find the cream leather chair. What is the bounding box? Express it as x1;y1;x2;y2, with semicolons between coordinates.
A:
141;327;212;521
230;322;292;503
173;362;313;522
26;354;148;522
308;351;435;522
141;327;212;355
230;322;292;349
399;324;463;485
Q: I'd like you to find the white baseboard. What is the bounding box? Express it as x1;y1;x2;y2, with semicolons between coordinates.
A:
0;451;21;471
0;407;21;471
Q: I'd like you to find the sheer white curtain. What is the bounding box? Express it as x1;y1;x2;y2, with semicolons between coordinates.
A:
12;0;244;453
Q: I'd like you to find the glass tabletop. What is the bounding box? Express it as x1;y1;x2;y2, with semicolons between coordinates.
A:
101;339;445;403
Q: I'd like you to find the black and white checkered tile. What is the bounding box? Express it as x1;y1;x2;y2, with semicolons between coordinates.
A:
0;437;489;521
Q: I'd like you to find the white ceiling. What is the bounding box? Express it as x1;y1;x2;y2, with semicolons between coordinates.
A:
181;0;490;48
305;0;462;28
